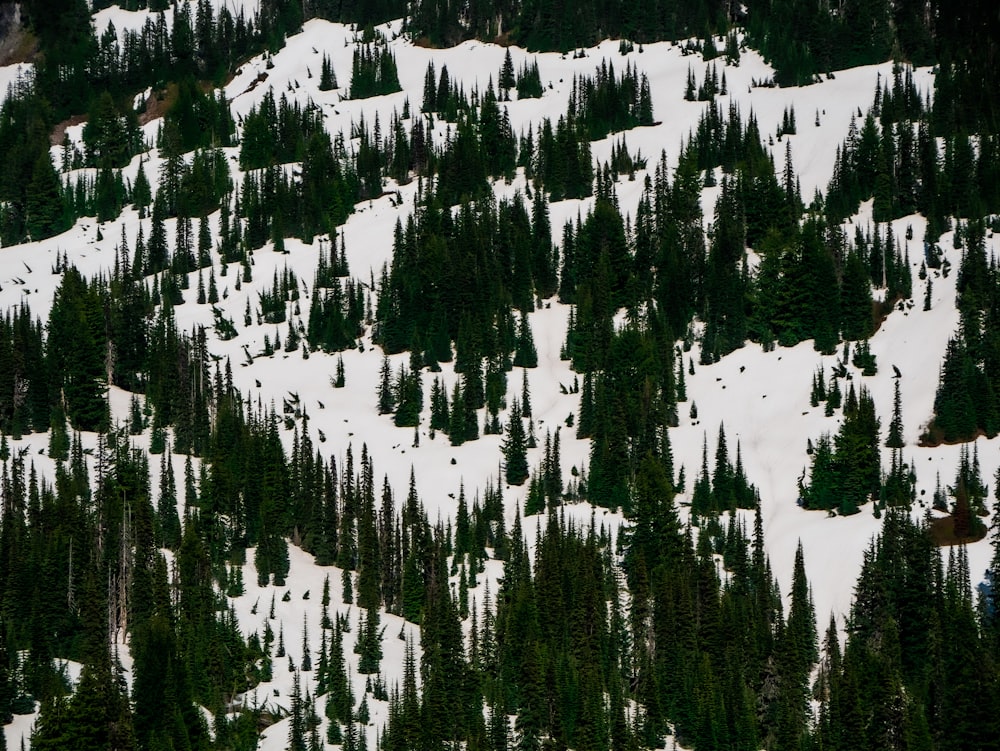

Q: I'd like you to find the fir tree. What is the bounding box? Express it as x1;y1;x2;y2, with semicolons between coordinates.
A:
503;398;529;486
356;605;383;674
886;380;904;449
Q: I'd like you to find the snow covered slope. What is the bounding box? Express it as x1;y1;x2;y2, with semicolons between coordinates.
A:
1;5;997;749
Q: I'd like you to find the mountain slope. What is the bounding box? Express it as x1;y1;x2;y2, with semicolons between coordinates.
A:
1;6;998;750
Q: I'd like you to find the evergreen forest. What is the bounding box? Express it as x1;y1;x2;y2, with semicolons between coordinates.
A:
0;1;999;751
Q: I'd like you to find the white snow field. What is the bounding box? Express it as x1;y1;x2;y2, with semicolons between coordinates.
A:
1;3;997;749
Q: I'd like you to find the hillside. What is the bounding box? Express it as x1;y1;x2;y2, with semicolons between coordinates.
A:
1;3;999;750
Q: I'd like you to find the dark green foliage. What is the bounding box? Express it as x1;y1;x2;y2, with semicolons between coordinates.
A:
516;59;543;99
0;308;49;436
307;242;365;352
319;53;338;91
3;5;1000;750
534;115;594;201
409;0;726;50
166;79;235;155
355;605;383;674
131;582;208;751
801;385;881;514
393;360;423;427
512;312;538;368
348;43;401;99
375;189;551;360
25;152;72;243
839;248;875;341
238;130;359;248
927;224;1000;442
33;649;135;751
700;177;747;362
240;90;324;171
886;380;904;449
503;398;529;486
689;424;759;517
568;60;654;141
82;92;142;169
817;512;1000;751
47;268;109;432
747;0;890;86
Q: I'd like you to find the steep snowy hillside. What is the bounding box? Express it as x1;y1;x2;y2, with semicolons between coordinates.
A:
1;4;997;750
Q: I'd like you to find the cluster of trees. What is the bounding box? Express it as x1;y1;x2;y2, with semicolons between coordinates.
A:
0;77;73;245
375;185;555;357
927;219;1000;443
240;91;325;170
4;371;997;751
7;0;998;240
422;61;475;121
373;482;799;751
746;0;919;85
824;65;1000;241
0;427;259;751
747;0;1000;136
408;0;728;50
816;510;1000;749
25;0;284;120
400;0;999;142
348;42;401;99
0;71;232;244
690;424;759;516
374;465;1000;751
3;2;1000;750
506;54;544;100
800;384;883;516
306;240;367;353
569;60;653;140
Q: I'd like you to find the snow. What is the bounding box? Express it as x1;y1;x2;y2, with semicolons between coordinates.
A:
5;708;39;750
0;62;31;98
1;12;997;751
95;1;263;42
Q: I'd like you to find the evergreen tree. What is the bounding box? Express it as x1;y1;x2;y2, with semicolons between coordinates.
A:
356;605;383;674
25;152;71;242
503;398;529;486
886;380;904;449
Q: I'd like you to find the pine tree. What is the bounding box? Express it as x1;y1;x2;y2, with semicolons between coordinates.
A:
520;368;532;418
25;152;71;242
499;49;516;93
448;379;469;446
513;311;538;368
378;355;396;414
301;616;312;672
356;605;383;674
886;379;904;449
503;398;529;486
289;670;307;751
319;54;338;91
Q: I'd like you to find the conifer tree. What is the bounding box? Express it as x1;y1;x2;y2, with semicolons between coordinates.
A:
449;380;466;446
378;355;396;415
503;398;529;486
513;311;538;368
886;380;904;449
25;152;71;242
356;605;383;674
499;49;516;94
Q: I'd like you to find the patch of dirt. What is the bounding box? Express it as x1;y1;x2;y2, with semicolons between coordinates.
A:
51;81;181;145
50;114;87;147
928;514;987;546
139;85;178;126
918;426;989;448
